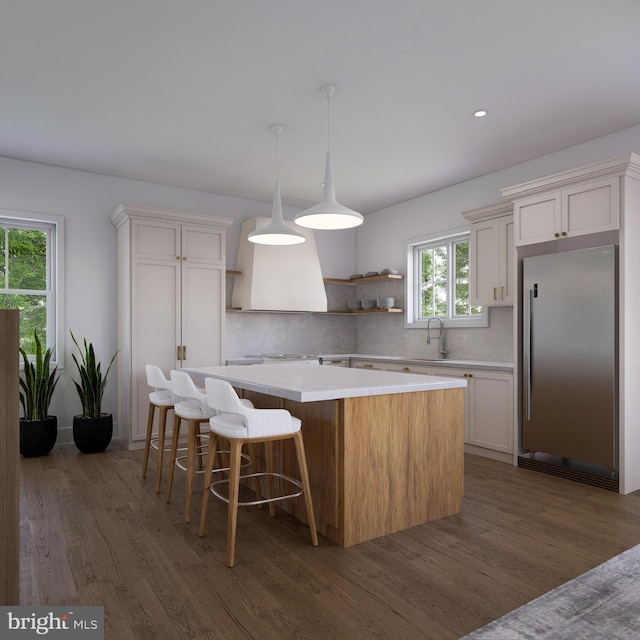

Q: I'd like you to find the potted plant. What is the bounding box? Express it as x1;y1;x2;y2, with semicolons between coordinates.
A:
70;331;118;453
19;331;61;457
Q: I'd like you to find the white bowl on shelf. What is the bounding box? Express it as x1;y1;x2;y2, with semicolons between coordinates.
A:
361;299;377;310
377;297;395;309
348;300;362;311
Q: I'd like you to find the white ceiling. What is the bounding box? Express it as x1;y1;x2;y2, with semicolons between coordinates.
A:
2;1;640;214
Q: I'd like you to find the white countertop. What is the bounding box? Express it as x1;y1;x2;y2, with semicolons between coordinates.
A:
320;354;513;371
185;363;467;403
225;354;513;372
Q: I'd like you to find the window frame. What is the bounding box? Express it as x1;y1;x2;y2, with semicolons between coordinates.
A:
0;209;65;367
405;226;487;329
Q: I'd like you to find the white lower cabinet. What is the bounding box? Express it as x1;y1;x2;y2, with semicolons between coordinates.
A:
436;367;513;454
467;370;514;453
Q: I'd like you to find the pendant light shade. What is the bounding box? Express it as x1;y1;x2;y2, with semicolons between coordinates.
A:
248;125;306;246
295;85;364;230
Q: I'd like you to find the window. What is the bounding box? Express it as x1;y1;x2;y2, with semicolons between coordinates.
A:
405;227;486;328
0;211;64;362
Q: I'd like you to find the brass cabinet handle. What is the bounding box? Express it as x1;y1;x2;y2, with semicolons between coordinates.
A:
182;345;186;360
493;287;497;300
554;232;560;238
176;256;181;260
177;345;181;360
561;231;567;237
402;367;410;372
183;256;187;260
500;286;504;300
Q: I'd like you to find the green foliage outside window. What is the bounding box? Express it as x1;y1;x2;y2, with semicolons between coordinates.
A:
0;225;49;353
419;238;482;319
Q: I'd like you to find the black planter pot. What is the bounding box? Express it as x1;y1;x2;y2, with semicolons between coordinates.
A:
20;416;57;457
72;414;113;453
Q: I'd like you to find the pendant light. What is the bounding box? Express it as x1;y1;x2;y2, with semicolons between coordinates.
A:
248;124;306;245
294;84;364;230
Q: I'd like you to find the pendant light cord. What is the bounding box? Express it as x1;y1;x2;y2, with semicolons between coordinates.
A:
323;84;336;154
271;124;283;182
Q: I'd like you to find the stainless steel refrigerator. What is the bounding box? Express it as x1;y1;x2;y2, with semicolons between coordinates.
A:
522;245;617;472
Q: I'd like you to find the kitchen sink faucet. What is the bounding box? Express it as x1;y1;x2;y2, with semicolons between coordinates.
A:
426;317;447;358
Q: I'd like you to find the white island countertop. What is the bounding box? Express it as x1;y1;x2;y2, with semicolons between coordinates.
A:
185;363;467;403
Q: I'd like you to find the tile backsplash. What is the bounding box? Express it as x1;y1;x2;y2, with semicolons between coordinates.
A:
225;277;513;362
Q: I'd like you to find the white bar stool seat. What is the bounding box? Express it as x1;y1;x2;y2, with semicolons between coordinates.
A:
167;370;253;523
143;365;180;493
198;377;318;567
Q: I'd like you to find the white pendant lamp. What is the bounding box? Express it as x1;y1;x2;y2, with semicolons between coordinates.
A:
295;84;364;230
248;125;306;246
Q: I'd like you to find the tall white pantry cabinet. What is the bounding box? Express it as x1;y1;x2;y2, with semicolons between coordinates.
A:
110;204;233;448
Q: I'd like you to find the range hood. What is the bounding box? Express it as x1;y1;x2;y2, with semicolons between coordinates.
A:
232;217;328;312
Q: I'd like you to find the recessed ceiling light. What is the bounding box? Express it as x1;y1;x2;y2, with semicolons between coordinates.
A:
473;109;488;118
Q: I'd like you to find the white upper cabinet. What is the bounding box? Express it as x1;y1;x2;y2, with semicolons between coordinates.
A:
463;202;514;306
501;157;626;247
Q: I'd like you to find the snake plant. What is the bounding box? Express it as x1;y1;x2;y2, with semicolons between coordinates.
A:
70;331;118;419
19;331;61;421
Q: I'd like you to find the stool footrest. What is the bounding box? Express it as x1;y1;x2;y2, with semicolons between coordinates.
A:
175;449;251;473
209;472;303;507
151;437;188;453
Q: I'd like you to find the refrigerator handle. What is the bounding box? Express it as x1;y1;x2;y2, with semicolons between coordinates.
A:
524;289;533;420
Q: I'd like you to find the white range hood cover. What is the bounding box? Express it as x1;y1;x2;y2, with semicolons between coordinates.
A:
232;217;328;312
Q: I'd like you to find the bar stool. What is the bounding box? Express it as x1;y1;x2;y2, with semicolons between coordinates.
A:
166;370;256;523
198;377;318;567
142;364;178;493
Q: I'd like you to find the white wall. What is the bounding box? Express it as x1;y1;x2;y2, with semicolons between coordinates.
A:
0;157;356;442
358;124;640;274
354;124;640;361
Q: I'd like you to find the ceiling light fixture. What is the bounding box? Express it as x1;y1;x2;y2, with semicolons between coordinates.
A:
473;109;488;118
294;85;364;230
248;124;306;246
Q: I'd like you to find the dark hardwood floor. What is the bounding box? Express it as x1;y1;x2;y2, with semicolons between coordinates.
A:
19;442;640;639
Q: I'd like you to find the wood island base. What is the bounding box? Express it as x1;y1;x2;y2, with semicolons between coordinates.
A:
241;387;464;547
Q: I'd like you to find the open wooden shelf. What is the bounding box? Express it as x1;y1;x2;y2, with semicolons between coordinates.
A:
324;273;403;285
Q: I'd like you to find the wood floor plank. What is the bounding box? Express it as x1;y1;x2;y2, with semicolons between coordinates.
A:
18;442;640;639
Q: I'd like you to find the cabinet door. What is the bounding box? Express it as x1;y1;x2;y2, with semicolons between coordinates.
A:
470;215;514;306
132;220;181;260
180;262;225;368
514;192;561;246
470;219;501;306
131;259;181;441
469;371;513;453
500;216;515;304
431;367;470;443
563;177;619;237
182;225;224;265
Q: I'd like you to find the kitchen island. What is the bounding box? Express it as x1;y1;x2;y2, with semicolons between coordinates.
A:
186;363;466;547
